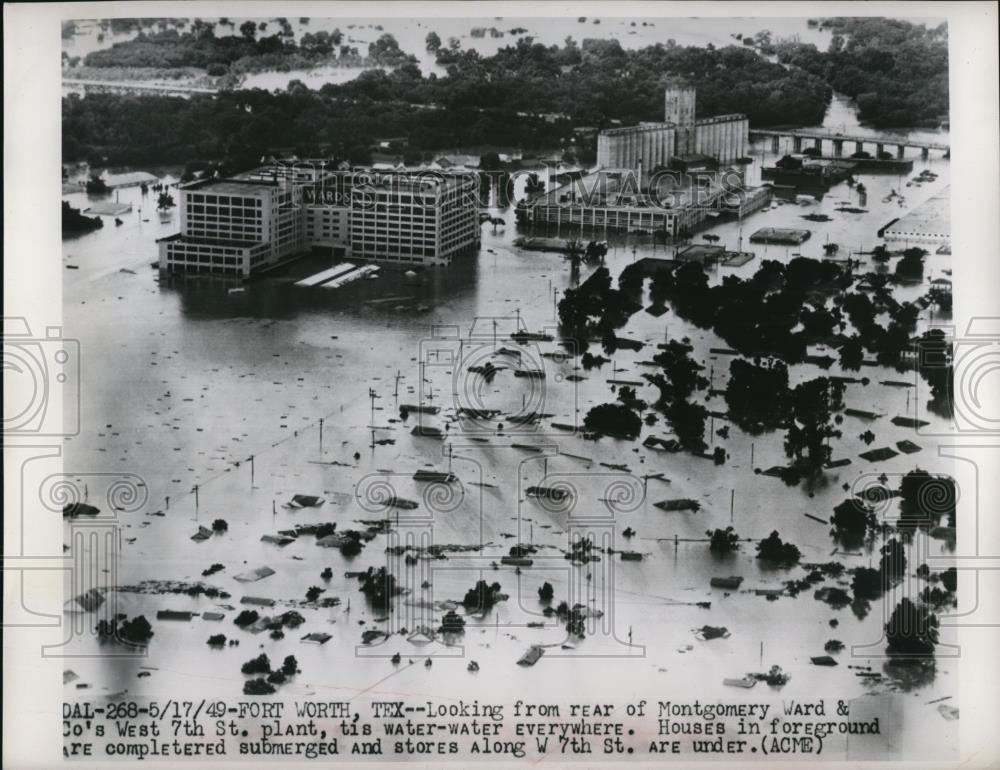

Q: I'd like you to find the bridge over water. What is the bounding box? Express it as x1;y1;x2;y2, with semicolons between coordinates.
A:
749;128;949;159
63;79;218;97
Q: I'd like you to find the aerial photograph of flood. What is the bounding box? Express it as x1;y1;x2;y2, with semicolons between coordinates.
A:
51;10;966;763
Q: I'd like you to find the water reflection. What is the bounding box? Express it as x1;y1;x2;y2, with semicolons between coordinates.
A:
881;658;937;692
158;248;483;322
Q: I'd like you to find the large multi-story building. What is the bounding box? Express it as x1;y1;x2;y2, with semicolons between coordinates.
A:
158;166;480;277
157;177;303;277
347;172;480;265
596;83;749;176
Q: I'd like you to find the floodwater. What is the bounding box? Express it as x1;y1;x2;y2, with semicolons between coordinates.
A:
59;129;959;759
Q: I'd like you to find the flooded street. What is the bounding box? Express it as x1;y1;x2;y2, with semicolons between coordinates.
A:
60;128;957;760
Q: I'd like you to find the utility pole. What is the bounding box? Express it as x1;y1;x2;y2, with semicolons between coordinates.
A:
250;454;255;486
369;388;377;450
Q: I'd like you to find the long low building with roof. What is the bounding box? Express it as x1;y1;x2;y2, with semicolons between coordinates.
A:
883;187;951;246
517;165;768;237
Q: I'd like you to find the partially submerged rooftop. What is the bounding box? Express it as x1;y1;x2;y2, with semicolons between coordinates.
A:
884;187;951;244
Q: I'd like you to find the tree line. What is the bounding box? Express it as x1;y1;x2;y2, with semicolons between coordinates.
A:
774;18;949;128
63;35;834;168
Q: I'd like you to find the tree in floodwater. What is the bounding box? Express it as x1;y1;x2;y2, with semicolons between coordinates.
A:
724;357;789;433
755;531;801;565
662;399;708;454
783;377;844;476
524;172;545;196
885;598;938;656
895;247;927;280
583;402;642;440
707;526;740;554
878;537;907;582
898;468;957;530
915;328;953;417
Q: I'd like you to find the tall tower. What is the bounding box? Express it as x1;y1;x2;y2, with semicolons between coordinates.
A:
664;81;697;156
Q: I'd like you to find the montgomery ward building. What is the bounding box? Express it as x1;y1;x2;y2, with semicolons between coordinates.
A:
158;167;480;278
157;177;302;277
345;171;480;265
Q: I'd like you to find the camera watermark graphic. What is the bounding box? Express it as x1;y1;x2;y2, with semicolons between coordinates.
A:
514;460;646;657
47;473;148;657
417;319;580;439
848;468;960;661
352;457;482;658
348;444;646;659
2;317;80;436
3;439;148;658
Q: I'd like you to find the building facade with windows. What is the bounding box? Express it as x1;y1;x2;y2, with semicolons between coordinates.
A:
157;178;303;277
347;172;480;266
158;167;480;277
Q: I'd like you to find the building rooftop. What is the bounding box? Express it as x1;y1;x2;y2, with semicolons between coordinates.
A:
677;244;726;262
104;171;159;188
181;178;278;195
600;122;674;137
354;170;477;192
695;113;748;125
884;187;951;242
156;233;263;249
749;227;812;244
